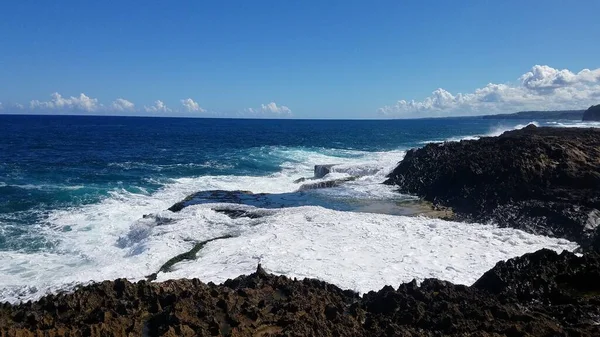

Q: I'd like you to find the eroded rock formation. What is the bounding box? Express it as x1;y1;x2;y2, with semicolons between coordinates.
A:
385;125;600;250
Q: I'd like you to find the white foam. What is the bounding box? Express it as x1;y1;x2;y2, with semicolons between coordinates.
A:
153;206;576;293
2;184;86;191
419;122;540;145
108;161;234;171
0;202;577;303
0;145;579;303
545;121;600;128
486;121;539;137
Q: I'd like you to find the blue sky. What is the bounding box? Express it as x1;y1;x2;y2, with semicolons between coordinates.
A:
1;0;599;118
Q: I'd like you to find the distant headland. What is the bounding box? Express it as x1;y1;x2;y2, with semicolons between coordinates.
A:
481;109;584;120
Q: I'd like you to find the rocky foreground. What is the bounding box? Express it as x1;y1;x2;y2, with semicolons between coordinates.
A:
385;125;600;251
1;249;600;336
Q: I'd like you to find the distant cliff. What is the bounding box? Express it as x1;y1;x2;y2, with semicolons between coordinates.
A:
582;104;600;121
482;110;584;120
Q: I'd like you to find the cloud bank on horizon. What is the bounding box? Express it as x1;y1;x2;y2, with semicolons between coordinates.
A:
243;102;292;117
2;65;598;118
11;93;293;118
379;65;600;118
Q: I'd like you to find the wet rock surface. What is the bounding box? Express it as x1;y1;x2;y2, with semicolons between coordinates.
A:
166;189;353;213
314;164;337;178
146;235;235;282
2;250;600;336
166;189;449;219
297;176;357;191
385;125;600;250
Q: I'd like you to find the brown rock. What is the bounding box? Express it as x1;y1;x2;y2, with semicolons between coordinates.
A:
1;249;600;336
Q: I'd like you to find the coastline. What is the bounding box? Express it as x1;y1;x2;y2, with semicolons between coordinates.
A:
2;124;600;335
2;249;599;336
385;125;600;251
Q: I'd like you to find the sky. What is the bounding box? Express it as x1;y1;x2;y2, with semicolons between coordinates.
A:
0;0;599;119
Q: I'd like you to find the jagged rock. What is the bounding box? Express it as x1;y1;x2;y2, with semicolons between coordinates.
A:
385;126;600;250
474;249;600;304
293;177;308;183
2;249;600;336
314;164;336;178
582;104;600;121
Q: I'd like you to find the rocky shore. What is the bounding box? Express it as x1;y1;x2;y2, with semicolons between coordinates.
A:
3;125;600;336
385;125;600;251
2;249;600;336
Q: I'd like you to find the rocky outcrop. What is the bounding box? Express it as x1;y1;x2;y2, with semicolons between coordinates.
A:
385;125;600;250
314;164;336;178
166;190;336;213
165;188;452;219
146;235;235;282
2;250;600;336
168;190;257;212
582;104;600;121
314;164;381;179
297;177;357;191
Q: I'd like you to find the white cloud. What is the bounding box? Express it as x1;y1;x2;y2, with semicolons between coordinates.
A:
180;98;206;112
30;92;100;112
14;103;24;109
0;102;3;110
111;98;135;112
245;102;292;117
379;65;600;117
144;100;171;113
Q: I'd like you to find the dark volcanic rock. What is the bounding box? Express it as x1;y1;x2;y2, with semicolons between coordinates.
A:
582;104;600;121
474;249;600;304
298;177;357;191
166;189;348;213
385;125;600;249
314;164;336;178
168;190;257;212
2;251;600;336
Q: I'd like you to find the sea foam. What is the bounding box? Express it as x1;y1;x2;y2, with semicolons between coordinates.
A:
0;145;579;303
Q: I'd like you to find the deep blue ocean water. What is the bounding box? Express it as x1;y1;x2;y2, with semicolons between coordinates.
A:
0;114;590;303
0;115;545;250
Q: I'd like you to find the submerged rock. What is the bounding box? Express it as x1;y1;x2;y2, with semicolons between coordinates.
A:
212;208;265;219
165;188;450;219
298;176;357;191
1;249;599;336
385;125;600;250
314;163;382;179
166;189;344;212
168;190;256;212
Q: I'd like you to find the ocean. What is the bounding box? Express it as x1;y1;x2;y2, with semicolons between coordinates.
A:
1;115;594;303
